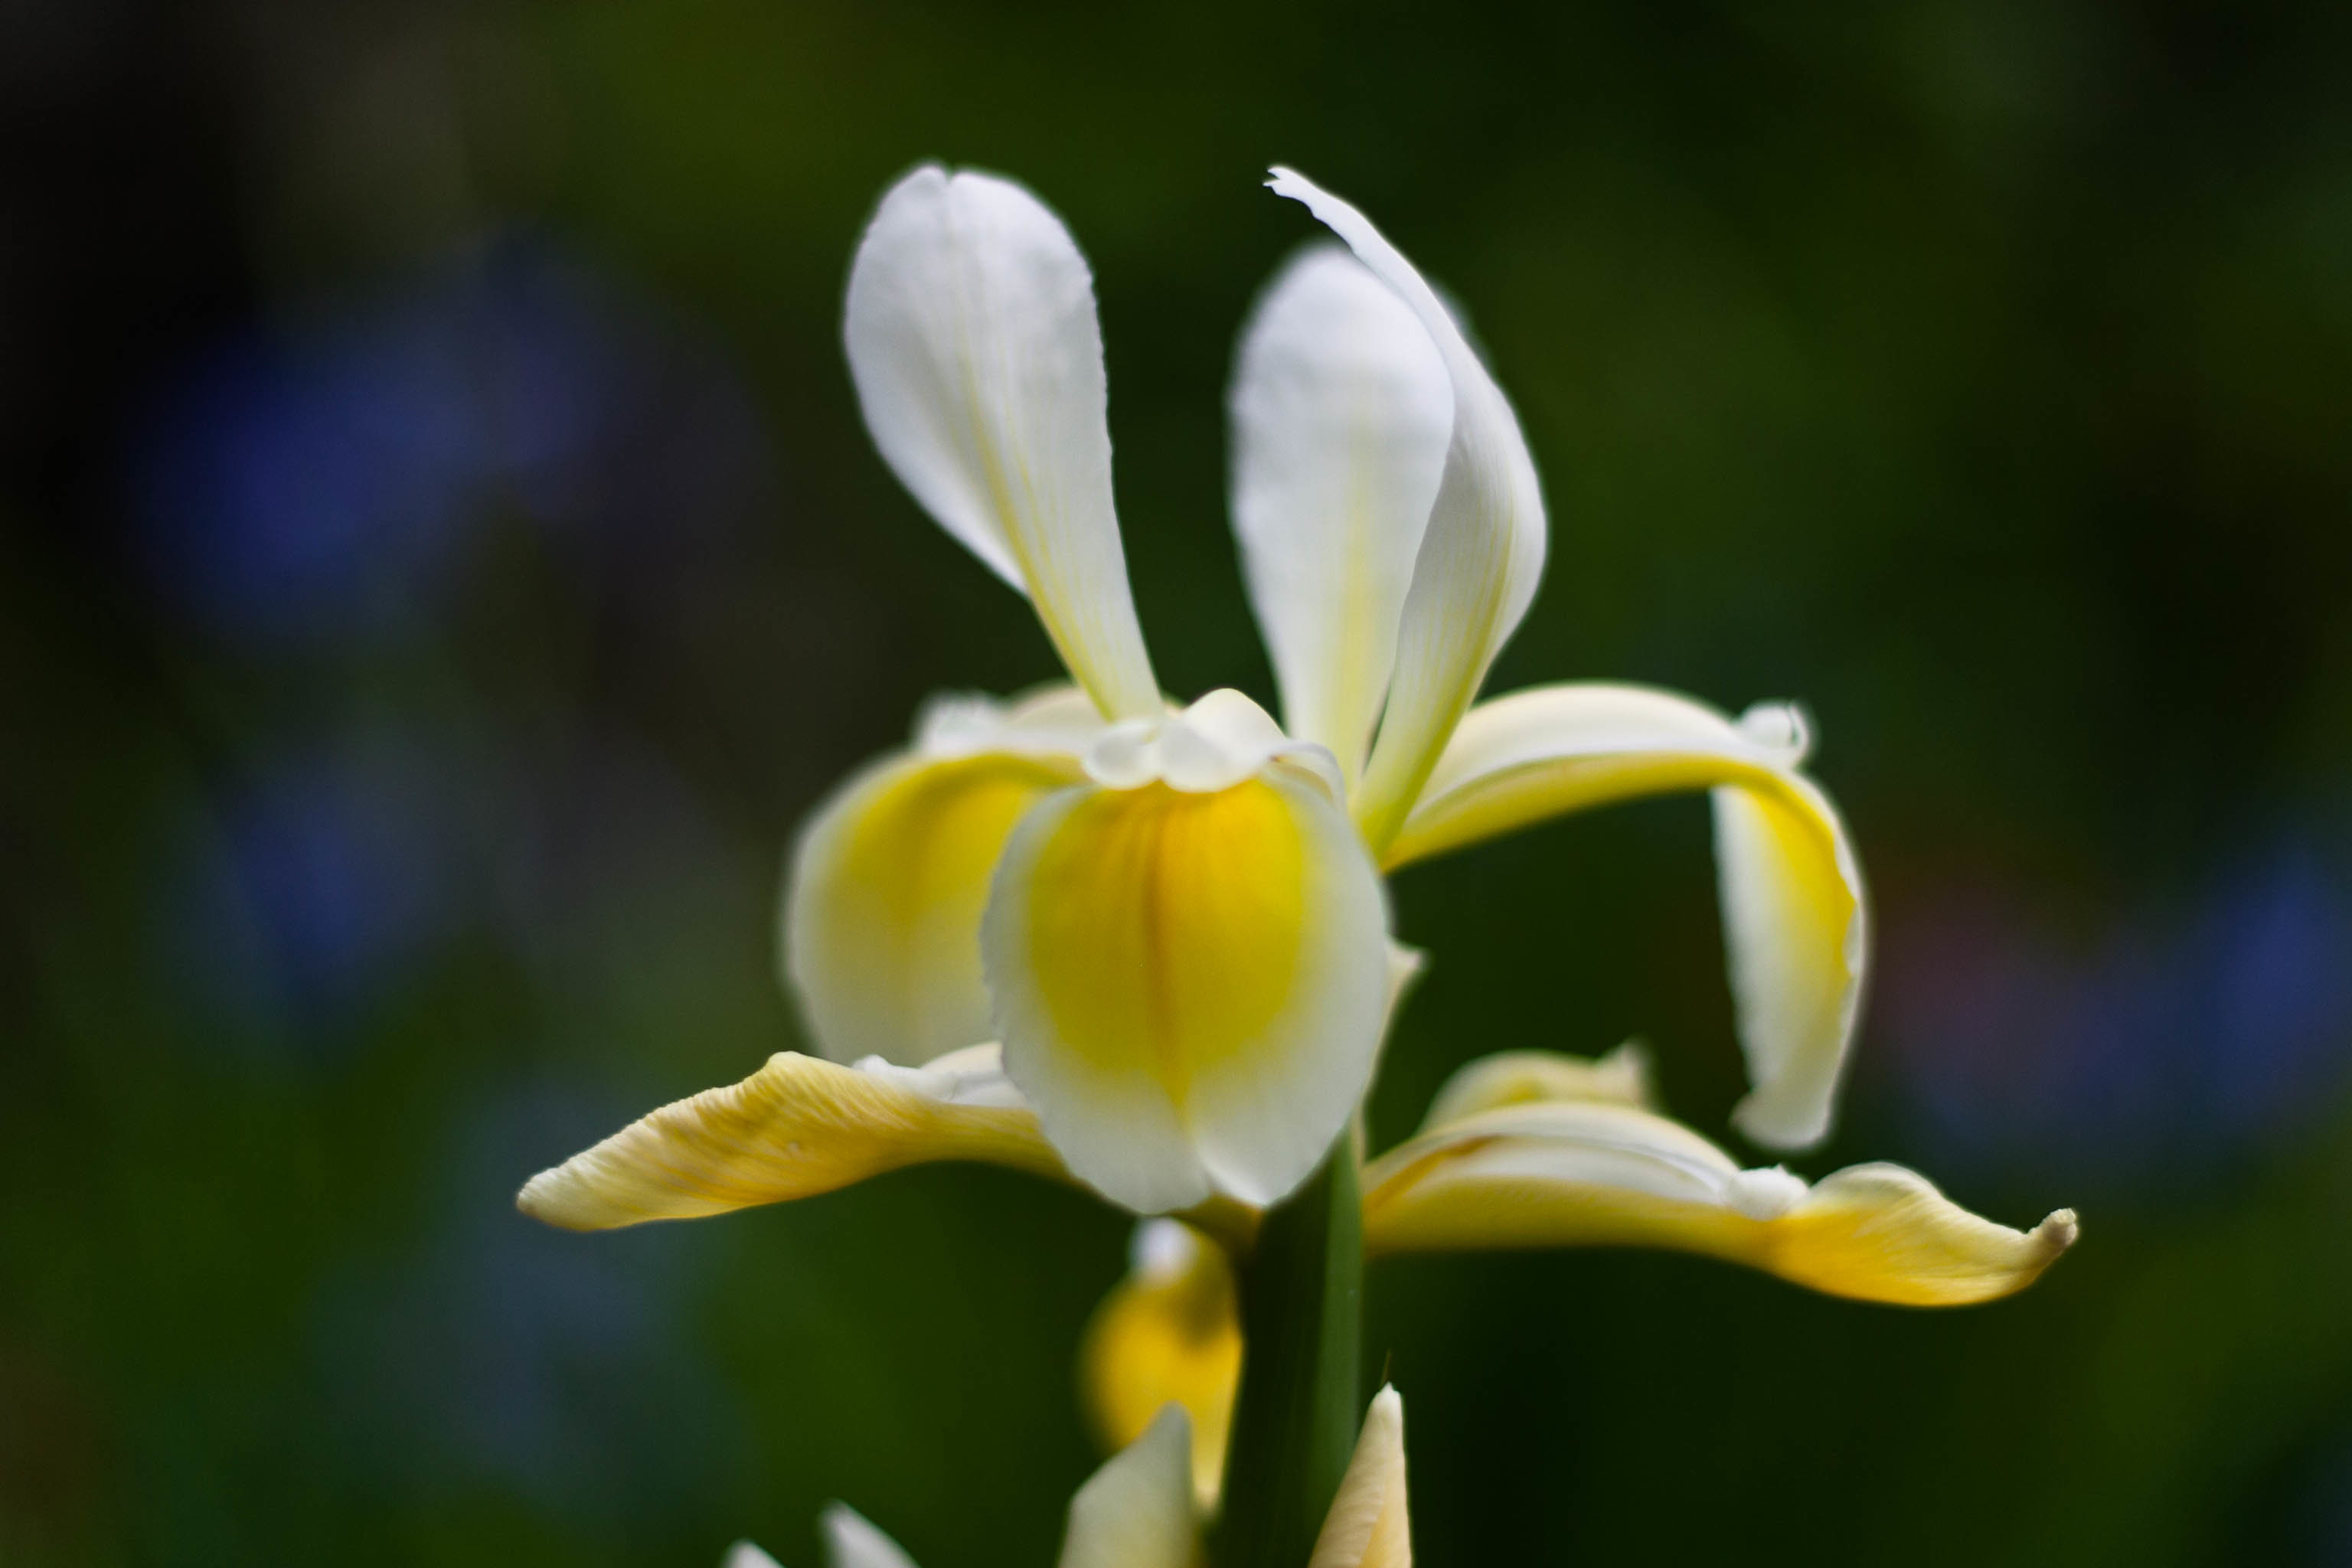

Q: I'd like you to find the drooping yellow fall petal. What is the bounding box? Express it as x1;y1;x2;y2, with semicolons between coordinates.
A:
844;166;1161;720
1308;1387;1412;1568
784;688;1093;1067
984;769;1390;1214
1057;1404;1202;1568
1382;683;1866;1152
514;1045;1065;1231
1361;1099;2077;1307
1081;1221;1243;1511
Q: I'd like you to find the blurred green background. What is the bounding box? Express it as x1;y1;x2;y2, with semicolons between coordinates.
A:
5;1;2350;1563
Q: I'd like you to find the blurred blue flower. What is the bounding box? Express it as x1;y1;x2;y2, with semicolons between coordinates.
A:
129;235;768;645
1880;835;2352;1199
309;1085;746;1528
156;737;477;1048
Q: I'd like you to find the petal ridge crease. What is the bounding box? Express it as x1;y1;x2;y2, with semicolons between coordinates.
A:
1229;243;1452;785
514;1046;1064;1231
1266;168;1547;851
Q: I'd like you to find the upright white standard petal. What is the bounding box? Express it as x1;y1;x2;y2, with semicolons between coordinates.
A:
1058;1403;1200;1568
845;165;1160;719
822;1506;923;1568
724;1544;786;1568
1266;168;1547;851
1309;1387;1412;1568
1230;245;1452;785
1385;683;1867;1150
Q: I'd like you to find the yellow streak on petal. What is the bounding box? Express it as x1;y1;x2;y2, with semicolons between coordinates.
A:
1713;776;1866;1148
1080;1227;1243;1511
1027;781;1306;1099
790;750;1076;1065
514;1052;1065;1231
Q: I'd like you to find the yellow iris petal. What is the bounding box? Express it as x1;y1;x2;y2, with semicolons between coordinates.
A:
1027;781;1307;1092
1753;1164;2081;1307
514;1046;1064;1231
787;746;1079;1066
1361;1099;2076;1307
985;769;1390;1212
1082;1223;1243;1511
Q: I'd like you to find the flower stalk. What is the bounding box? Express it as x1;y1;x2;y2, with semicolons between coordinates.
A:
1214;1137;1364;1568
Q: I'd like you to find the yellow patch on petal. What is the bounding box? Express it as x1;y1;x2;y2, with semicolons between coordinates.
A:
1026;781;1307;1093
988;767;1390;1212
789;750;1078;1066
1082;1223;1243;1511
515;1048;1065;1231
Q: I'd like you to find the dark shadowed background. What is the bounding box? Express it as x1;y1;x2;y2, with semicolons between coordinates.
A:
5;2;2350;1563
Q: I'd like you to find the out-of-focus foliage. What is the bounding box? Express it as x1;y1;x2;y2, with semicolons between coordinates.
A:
3;1;2347;1563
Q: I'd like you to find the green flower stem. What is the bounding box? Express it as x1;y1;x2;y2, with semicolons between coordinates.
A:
1213;1138;1363;1568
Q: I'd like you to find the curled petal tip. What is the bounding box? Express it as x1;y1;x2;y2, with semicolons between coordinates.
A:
2037;1209;2082;1253
513;1173;558;1223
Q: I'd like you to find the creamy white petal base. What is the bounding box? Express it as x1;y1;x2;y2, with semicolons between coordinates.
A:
1308;1387;1412;1568
1059;1404;1200;1568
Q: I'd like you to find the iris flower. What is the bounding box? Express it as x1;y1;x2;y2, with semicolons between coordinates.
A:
528;160;1875;1218
519;158;2071;1321
727;1388;1412;1568
520;160;2077;1540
